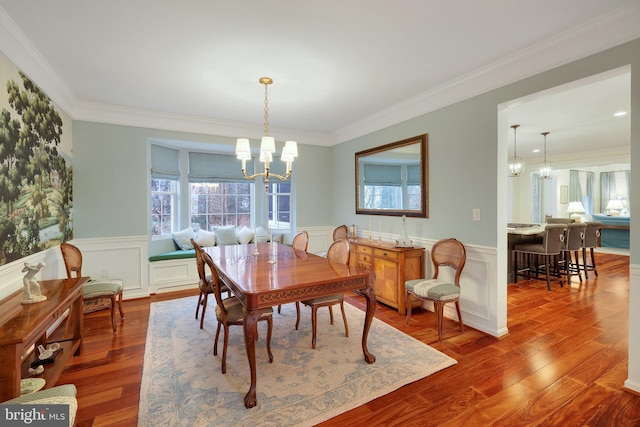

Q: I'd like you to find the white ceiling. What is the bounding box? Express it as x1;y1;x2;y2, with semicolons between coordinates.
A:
0;1;638;157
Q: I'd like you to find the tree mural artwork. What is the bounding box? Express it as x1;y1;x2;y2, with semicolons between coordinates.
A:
0;72;72;265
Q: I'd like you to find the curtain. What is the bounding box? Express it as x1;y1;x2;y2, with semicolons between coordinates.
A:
569;170;582;202
363;164;402;186
151;144;180;179
532;173;542;223
584;171;595;214
599;172;616;212
188;151;253;182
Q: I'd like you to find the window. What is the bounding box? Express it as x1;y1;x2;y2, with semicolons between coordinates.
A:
268;182;291;230
190;182;252;230
150;144;180;237
151;178;177;236
363;185;401;209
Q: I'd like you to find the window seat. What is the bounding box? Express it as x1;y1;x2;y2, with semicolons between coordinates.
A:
590;214;630;249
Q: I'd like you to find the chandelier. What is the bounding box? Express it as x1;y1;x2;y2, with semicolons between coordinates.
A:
508;124;524;177
539;131;552;179
235;77;298;193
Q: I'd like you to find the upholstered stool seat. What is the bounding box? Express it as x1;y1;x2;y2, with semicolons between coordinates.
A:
1;384;77;426
405;279;460;302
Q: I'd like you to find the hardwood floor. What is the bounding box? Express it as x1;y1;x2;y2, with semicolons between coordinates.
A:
57;252;640;426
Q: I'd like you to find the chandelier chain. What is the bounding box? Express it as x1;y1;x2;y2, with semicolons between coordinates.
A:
263;81;270;136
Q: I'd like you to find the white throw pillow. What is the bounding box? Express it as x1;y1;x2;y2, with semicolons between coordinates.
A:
253;225;270;243
214;226;238;246
196;229;216;247
172;227;196;250
236;226;254;244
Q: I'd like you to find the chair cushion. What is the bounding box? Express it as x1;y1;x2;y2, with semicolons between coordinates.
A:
302;293;343;305
406;278;460;301
83;279;123;297
216;297;273;323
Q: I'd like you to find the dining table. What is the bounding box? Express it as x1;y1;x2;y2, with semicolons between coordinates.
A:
204;242;377;408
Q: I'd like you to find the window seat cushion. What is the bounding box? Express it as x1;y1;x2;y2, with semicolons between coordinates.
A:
149;249;197;262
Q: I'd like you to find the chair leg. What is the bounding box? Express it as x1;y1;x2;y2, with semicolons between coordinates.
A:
328;306;334;325
582;247;589;279
455;301;464;332
295;302;301;330
545;256;552;291
109;295;117;333
214;323;221;355
221;325;229;374
339;302;349;337
435;301;444;341
117;291;124;319
590;247;598;277
277;304;282;314
195;292;203;319
265;317;274;363
311;306;318;349
200;292;208;329
405;291;413;325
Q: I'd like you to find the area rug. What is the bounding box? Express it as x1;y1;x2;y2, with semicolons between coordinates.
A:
138;296;457;426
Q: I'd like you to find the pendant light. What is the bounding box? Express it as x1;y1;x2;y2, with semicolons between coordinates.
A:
539;131;552;179
508;124;524;177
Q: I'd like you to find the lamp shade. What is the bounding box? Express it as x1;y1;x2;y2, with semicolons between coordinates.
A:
567;201;585;213
606;199;624;210
235;138;252;160
260;136;276;154
259;150;273;163
281;140;298;161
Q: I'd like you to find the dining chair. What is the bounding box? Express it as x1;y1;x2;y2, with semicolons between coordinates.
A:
277;231;310;314
60;242;124;333
192;238;230;329
405;238;466;341
201;251;274;374
581;221;602;278
561;223;587;284
315;225;348;258
296;238;350;349
292;230;309;251
512;224;566;291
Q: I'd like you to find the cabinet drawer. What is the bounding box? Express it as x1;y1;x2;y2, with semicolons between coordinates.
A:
358;253;371;264
374;248;398;260
356;245;372;255
357;262;372;271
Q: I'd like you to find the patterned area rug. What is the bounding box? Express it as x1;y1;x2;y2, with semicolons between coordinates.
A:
138;296;457;426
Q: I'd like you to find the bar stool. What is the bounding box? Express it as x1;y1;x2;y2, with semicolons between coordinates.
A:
561;223;587;285
581;221;602;278
513;224;565;291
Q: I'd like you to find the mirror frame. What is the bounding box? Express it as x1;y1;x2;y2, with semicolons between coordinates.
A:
355;134;428;218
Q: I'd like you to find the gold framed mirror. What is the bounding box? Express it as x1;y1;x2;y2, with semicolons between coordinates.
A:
355;134;428;218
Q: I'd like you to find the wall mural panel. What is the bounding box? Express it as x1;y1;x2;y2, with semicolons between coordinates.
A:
0;52;73;266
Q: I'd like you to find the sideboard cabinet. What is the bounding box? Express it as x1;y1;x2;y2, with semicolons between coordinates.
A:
0;277;87;401
349;238;425;314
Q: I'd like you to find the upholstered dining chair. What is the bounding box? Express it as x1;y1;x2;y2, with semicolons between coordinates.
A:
192;238;230;329
296;238;350;349
60;242;124;333
581;221;602;278
201;250;274;374
561;222;587;284
512;224;566;291
405;238;466;341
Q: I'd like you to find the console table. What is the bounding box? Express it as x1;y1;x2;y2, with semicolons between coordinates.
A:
0;277;87;402
349;238;425;314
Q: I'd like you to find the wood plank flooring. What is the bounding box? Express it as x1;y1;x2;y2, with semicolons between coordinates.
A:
57;252;640;426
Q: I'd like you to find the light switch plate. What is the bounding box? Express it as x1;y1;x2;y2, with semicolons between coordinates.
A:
473;208;481;221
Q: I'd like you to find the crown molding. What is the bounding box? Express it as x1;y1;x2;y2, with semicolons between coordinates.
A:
333;2;640;144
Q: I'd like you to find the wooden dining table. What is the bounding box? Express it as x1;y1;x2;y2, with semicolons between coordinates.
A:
204;242;377;408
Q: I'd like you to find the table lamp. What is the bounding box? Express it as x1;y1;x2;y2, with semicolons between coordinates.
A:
606;199;624;216
566;201;585;222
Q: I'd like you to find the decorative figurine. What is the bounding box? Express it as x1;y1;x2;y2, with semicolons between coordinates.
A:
21;261;47;304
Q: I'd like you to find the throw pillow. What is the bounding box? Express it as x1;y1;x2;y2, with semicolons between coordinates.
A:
253;225;270;243
273;233;285;244
172;227;196;250
215;226;238;246
236;226;254;244
196;229;216;247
